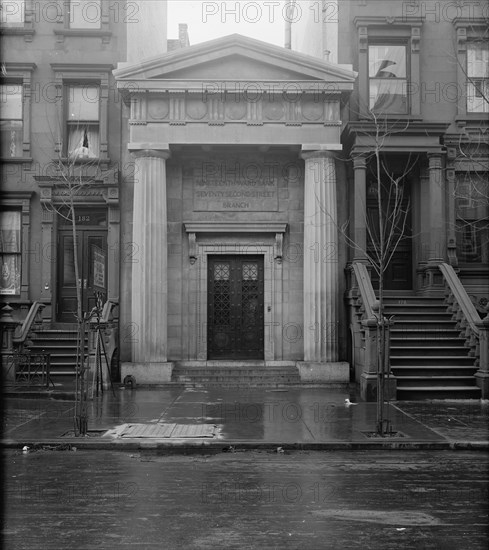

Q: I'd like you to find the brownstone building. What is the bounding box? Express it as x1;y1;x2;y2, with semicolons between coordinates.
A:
289;0;489;398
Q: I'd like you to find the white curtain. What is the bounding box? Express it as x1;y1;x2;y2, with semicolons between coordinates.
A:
0;211;21;295
369;45;407;113
68;126;99;158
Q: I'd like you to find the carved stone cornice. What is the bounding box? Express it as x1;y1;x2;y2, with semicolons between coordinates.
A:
134;94;342;127
183;222;288;263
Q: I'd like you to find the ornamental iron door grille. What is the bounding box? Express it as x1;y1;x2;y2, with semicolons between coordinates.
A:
207;256;264;359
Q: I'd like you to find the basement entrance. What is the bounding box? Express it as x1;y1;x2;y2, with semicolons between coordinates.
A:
207;255;264;360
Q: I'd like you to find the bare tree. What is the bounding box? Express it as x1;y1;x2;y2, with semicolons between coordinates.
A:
43;120;116;436
318;112;416;434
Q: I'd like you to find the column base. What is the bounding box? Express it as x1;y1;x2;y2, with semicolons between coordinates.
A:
360;373;397;402
121;362;174;385
417;262;446;294
475;371;489;400
297;361;349;384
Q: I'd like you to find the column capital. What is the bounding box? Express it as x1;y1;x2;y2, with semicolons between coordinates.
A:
427;152;444;168
352;154;367;170
129;144;171;160
300;147;339;161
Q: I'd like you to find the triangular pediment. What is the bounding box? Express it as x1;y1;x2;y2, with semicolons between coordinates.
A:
114;34;356;85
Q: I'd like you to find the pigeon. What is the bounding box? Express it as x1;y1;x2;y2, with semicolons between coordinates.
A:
344;399;358;406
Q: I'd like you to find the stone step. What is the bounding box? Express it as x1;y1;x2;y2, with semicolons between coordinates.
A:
390;355;475;366
395;376;478;388
389;338;466;347
383;305;449;313
386;309;453;323
382;297;444;304
390;329;461;338
172;365;301;387
392;318;456;330
396;386;481;400
390;347;471;357
391;365;478;377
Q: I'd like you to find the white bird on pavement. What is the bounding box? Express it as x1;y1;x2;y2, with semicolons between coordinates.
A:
344;399;358;406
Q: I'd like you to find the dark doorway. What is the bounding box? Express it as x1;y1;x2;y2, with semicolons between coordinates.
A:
57;223;107;322
207;255;264;360
366;175;413;290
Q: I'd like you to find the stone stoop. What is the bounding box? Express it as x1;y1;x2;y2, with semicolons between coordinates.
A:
384;296;481;400
25;324;88;382
171;361;302;388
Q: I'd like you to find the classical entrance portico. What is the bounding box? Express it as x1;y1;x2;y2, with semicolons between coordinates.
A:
114;34;356;384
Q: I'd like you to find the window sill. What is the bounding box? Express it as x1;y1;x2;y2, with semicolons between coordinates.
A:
58;156;102;164
360;113;423;122
455;114;489;125
0;157;33;164
54;28;112;43
0;26;35;40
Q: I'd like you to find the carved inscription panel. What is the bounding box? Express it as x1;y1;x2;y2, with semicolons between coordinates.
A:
193;156;279;212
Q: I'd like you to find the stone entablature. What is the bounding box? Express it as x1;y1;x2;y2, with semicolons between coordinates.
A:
114;34;356;146
128;93;342;128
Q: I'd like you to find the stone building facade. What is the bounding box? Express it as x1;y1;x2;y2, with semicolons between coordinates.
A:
2;0;487;395
115;34;356;383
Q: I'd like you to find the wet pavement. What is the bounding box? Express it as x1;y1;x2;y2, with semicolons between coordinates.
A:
2;386;488;451
3;449;488;549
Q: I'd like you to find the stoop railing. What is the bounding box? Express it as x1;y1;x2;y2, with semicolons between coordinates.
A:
13;301;46;350
346;261;392;401
439;263;489;398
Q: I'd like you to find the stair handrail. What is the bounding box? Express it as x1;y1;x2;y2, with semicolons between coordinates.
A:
438;263;481;337
439;262;489;397
351;261;377;321
13;301;46;345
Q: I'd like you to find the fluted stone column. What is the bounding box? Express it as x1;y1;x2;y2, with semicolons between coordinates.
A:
121;147;173;383
421;153;447;292
428;153;446;264
297;149;348;383
352;154;368;261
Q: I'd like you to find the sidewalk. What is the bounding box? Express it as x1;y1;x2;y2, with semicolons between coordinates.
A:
2;385;488;452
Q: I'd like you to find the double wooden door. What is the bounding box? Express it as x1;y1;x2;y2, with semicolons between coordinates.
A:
57;230;107;322
207;256;264;360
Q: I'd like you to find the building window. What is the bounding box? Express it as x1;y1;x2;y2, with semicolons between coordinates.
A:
0;0;24;25
455;175;489;264
52;65;111;164
66;85;100;158
466;42;489;113
355;17;422;119
68;0;101;30
0;210;21;295
0;83;23;158
368;44;408;114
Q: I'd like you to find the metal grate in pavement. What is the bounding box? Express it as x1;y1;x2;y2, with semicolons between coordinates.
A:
118;423;216;439
170;424;216;438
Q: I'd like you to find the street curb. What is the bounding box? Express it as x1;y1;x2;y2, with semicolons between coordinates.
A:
2;438;488;453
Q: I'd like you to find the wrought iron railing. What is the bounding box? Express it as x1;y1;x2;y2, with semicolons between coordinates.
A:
4;352;54;388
